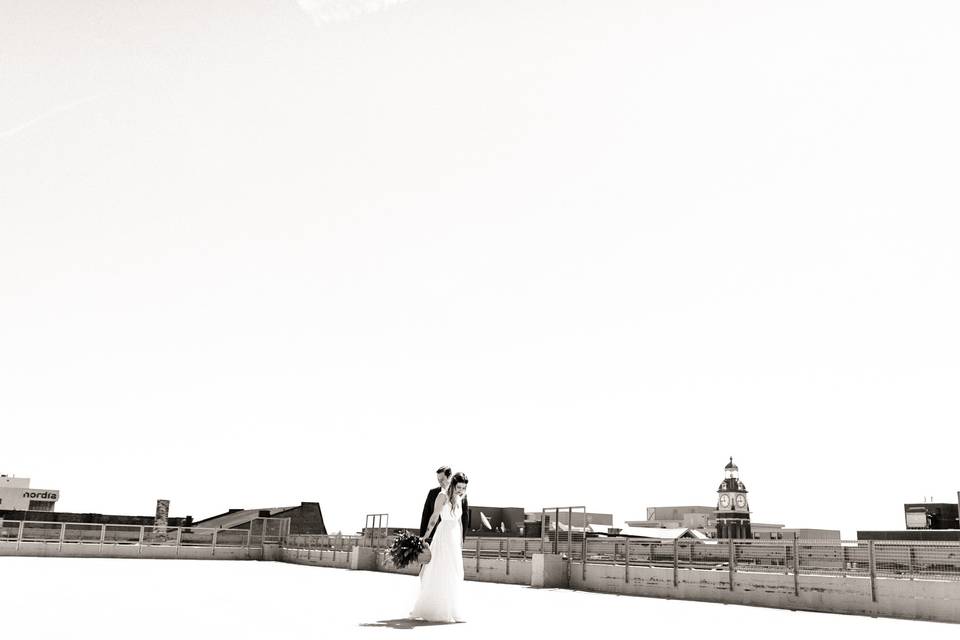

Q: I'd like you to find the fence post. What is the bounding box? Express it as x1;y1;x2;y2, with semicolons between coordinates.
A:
506;537;510;576
58;522;66;552
673;539;679;588
476;536;481;573
728;538;736;591
567;507;573;558
793;537;799;596
98;524;105;553
554;508;560;554
784;539;790;575
624;538;630;584
16;521;24;551
176;526;183;559
212;529;218;556
868;541;878;603
582;534;588;581
138;526;144;557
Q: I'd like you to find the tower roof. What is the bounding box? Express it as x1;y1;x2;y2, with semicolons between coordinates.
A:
718;479;748;492
725;456;738;470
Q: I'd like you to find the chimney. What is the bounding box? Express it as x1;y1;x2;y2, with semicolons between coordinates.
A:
153;499;170;542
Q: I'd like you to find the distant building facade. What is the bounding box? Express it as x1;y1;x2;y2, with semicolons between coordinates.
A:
626;460;839;540
526;511;613;528
0;510;192;527
859;530;960;542
856;499;960;542
523;510;614;541
626;506;716;532
752;525;841;540
904;503;959;530
0;475;60;512
466;506;524;536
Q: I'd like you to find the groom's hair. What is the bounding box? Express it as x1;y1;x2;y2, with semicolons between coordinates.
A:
436;466;452;477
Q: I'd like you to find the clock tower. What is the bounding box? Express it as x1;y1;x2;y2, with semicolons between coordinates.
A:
715;457;752;539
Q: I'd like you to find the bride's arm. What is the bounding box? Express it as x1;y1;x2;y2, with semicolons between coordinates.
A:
424;492;448;538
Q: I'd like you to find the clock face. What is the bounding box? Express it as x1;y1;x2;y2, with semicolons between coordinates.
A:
735;495;746;508
719;494;731;508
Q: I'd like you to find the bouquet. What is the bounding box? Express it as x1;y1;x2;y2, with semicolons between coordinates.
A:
387;530;432;569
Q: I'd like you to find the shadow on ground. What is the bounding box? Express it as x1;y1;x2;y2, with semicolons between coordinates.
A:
360;618;463;629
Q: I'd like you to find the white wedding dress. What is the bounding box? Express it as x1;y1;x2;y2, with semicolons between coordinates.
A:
409;495;465;622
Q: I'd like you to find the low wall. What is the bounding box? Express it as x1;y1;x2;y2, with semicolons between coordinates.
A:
6;537;959;624
0;541;264;561
368;550;532;586
568;561;960;624
280;546;353;570
275;549;960;623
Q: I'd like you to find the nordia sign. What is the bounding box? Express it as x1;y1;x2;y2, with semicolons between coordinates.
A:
22;491;59;500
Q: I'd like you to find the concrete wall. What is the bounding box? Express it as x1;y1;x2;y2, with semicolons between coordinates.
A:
0;540;264;561
5;536;960;624
274;547;960;623
369;550;532;586
568;560;960;624
280;545;352;570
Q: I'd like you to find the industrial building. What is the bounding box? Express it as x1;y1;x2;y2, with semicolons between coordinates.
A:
904;502;959;530
194;502;327;535
0;475;60;512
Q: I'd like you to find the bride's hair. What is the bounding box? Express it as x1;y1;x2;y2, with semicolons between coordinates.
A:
446;472;469;502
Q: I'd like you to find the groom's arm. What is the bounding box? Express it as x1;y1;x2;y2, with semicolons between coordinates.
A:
461;497;470;541
419;492;434;537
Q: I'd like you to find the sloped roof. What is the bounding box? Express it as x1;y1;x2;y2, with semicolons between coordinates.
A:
584;523;615;534
194;507;295;529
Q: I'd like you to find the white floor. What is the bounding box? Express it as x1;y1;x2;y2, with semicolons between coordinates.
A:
4;557;958;638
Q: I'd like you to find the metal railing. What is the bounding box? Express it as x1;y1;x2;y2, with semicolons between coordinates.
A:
9;515;959;587
281;533;361;562
0;518;290;555
460;536;546;560
362;514;389;548
284;533;361;552
283;534;547;559
540;506;587;556
574;537;960;592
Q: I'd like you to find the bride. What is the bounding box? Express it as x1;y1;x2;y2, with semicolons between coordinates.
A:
409;471;468;623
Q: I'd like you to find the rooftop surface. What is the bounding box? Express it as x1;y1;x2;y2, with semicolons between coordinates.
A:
4;557;957;638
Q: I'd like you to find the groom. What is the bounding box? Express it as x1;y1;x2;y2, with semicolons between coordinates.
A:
420;465;470;542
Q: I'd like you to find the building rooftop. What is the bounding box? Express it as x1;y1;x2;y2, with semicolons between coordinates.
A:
3;557;950;638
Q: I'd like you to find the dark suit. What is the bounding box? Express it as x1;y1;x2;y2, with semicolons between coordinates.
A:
419;487;470;542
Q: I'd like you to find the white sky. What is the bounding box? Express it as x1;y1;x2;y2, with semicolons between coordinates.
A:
1;0;959;538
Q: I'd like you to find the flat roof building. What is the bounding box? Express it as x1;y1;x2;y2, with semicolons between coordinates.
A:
0;475;60;512
626;506;716;532
904;503;959;530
